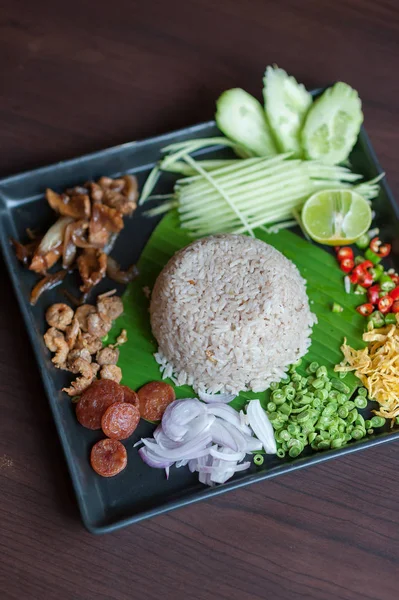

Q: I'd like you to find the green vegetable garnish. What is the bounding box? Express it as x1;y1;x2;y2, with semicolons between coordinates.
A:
215;88;277;157
263;65;312;157
332;302;344;313
270;362;386;461
356;233;370;249
301;82;363;164
364;248;382;264
253;454;264;466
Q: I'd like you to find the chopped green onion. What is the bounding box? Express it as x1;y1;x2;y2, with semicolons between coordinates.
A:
316;366;327;378
253;454;264;466
331;378;350;394
370;416;386;428
354;396;368;409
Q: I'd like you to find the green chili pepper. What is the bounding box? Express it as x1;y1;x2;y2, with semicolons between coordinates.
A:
385;313;397;326
338;371;348;379
367;429;374;435
358;387;368;397
367;310;385;329
338;406;348;419
379;274;396;292
332;302;344;313
365;248;382;264
354;284;367;295
276;448;286;458
267;402;276;412
270;381;279;390
365;419;372;429
356;233;370;249
369;264;384;281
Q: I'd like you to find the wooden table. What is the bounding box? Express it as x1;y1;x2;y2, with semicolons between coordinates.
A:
1;1;398;598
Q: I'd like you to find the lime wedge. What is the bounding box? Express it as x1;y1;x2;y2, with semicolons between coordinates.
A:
301;189;372;245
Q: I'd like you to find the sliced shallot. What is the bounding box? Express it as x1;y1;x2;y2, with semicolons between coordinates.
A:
198;391;236;404
246;399;277;454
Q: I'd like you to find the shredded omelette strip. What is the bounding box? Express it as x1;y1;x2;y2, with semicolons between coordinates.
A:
334;315;399;422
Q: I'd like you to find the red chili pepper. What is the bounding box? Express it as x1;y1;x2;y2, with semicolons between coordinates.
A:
391;274;399;285
378;296;394;314
359;271;374;288
370;237;381;254
350;272;359;284
378;243;391;258
389;287;399;301
336;247;354;261
368;284;381;305
358;260;373;270
392;300;399;313
339;258;354;273
351;265;365;282
356;303;374;317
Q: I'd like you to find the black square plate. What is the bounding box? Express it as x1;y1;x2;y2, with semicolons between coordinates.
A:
1;118;399;534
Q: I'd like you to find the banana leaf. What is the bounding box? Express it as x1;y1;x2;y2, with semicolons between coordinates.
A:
111;210;364;411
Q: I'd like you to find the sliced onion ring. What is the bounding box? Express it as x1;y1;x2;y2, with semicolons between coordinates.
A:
198;391;236;404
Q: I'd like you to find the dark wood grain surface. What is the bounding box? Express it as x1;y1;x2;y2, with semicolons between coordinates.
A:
1;1;398;598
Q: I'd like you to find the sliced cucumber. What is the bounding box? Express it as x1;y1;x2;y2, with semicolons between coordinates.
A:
263;65;312;156
301;82;363;164
215;88;277;157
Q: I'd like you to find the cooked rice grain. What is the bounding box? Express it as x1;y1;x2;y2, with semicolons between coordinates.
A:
150;234;316;394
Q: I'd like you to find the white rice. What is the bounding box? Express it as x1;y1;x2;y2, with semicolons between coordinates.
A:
150;234;317;394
